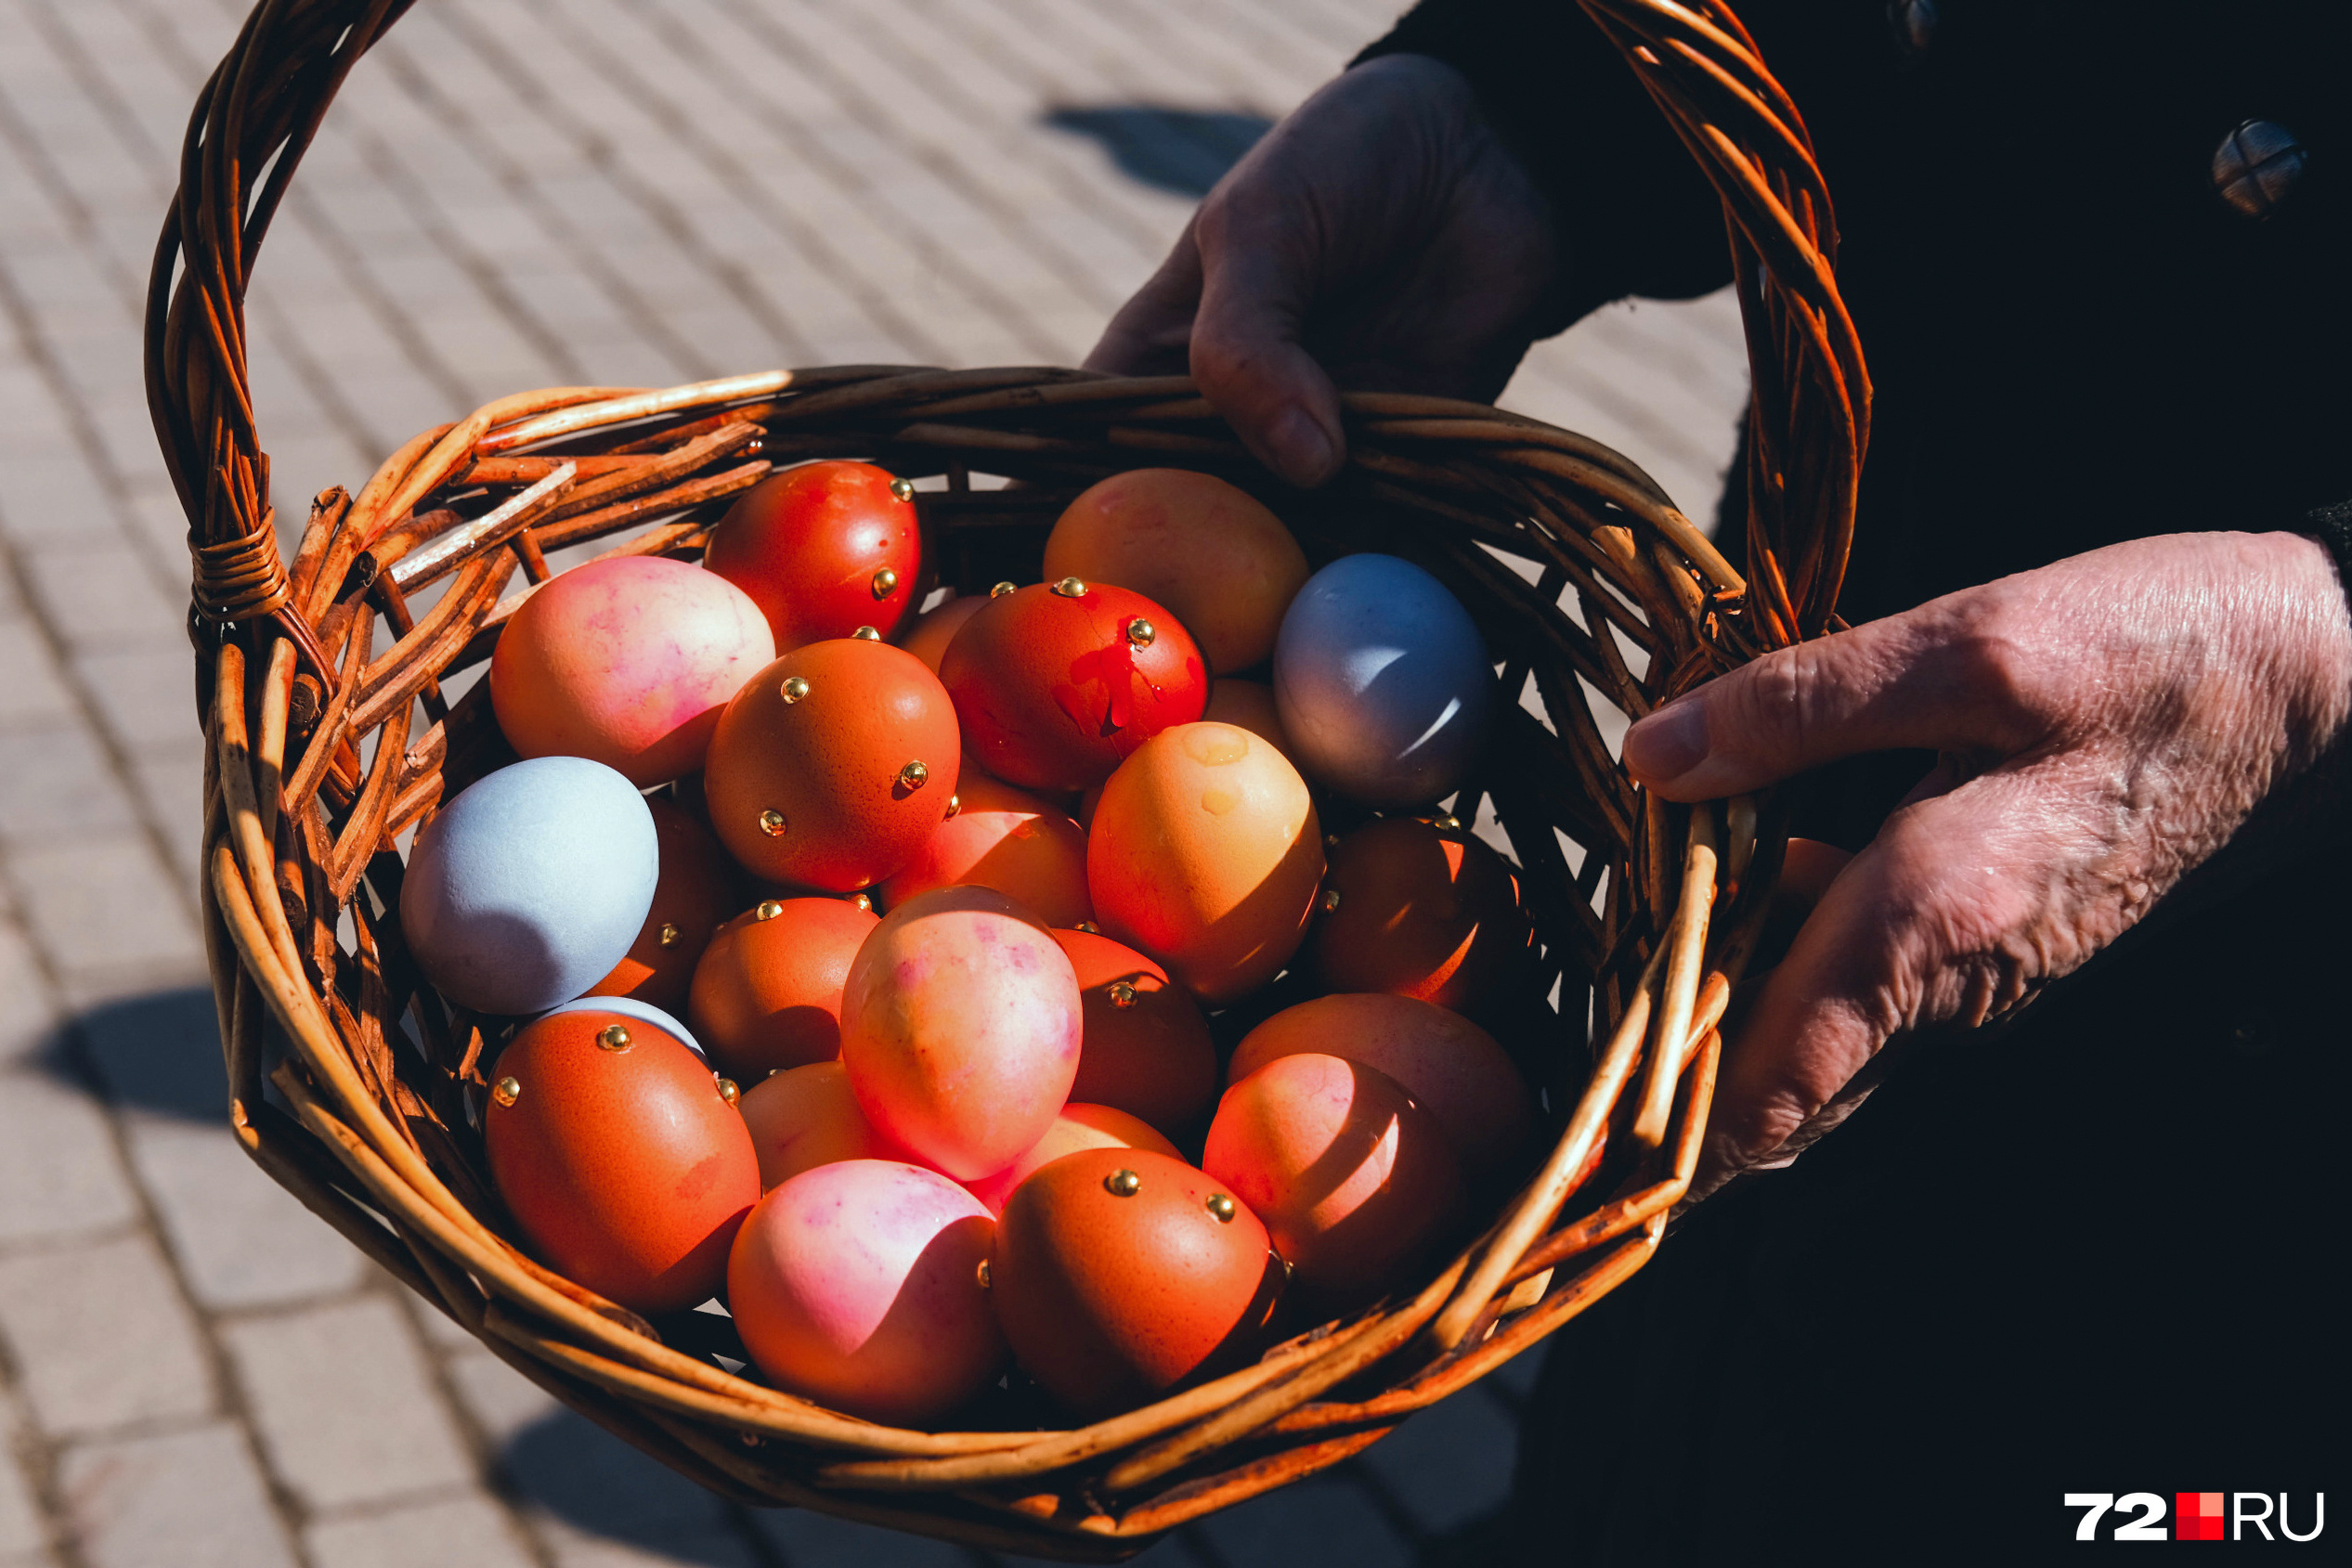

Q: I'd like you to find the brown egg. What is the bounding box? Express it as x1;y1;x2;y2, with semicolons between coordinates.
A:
1202;1053;1462;1304
583;798;738;1013
735;1061;907;1191
1050;928;1218;1133
485;1008;760;1315
877;771;1093;928
1201;678;1295;761
703;640;961;890
688;896;878;1080
963;1103;1181;1214
895;593;987;673
990;1148;1282;1418
1044;470;1309;673
1228;994;1533;1181
1309;817;1529;1011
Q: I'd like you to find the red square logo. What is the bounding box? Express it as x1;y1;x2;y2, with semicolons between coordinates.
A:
2177;1493;2226;1540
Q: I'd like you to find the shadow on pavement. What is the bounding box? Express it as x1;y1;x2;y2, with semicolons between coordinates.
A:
1041;105;1272;197
42;984;227;1121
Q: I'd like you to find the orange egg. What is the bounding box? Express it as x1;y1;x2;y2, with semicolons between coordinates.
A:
963;1103;1180;1214
1201;678;1295;760
1310;817;1530;1010
1087;722;1323;1004
703;640;960;890
1044;470;1309;673
688;896;877;1080
1050;928;1218;1133
489;556;774;786
584;798;738;1013
990;1148;1282;1418
838;888;1083;1180
877;771;1092;928
735;1061;907;1191
1228;994;1533;1180
895;594;987;673
485;1007;760;1315
1202;1053;1462;1302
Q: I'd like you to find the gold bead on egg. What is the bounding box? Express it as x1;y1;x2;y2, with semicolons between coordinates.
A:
871;567;900;599
1205;1193;1237;1224
1108;981;1137;1010
1125;616;1155;647
1051;577;1086;598
596;1025;633;1053
1433;813;1462;833
780;675;811;704
853;625;881;641
889;476;916;502
897;759;929;790
1073;921;1098;934
944;793;961;819
756;899;784;921
1325;833;1341;850
492;1076;521;1107
656;922;680;948
759;809;786;836
716;1075;740;1106
990;580;1017;599
976;1258;993;1289
1103;1168;1142;1198
848;891;873;913
1321;888;1342;913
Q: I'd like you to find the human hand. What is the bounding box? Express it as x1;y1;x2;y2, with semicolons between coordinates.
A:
1624;532;2352;1200
1085;54;1565;486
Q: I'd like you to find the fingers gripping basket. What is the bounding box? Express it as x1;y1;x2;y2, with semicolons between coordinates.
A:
151;0;1866;1555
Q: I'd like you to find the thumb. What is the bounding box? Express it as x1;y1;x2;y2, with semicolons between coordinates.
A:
1189;201;1345;488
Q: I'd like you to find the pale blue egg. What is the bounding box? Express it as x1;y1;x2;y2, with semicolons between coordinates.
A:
401;757;657;1015
1273;553;1494;807
539;996;706;1060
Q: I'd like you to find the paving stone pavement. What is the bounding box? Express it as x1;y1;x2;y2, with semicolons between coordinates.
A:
0;2;1749;1564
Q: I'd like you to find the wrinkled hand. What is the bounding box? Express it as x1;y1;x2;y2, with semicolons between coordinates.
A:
1624;533;2352;1200
1085;54;1563;487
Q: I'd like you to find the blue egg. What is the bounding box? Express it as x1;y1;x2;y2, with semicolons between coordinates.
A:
401;757;658;1016
538;995;706;1060
1272;553;1494;807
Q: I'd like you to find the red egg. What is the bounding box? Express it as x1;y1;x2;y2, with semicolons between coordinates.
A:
838;887;1083;1180
1050;928;1218;1133
1228;994;1533;1180
940;579;1207;792
963;1103;1180;1214
895;593;986;673
704;460;921;649
485;1007;760;1315
489;556;774;786
1202;1053;1462;1303
1310;818;1530;1011
703;640;960;890
688;896;878;1080
728;1160;1004;1425
990;1148;1282;1418
876;771;1093;928
735;1061;907;1191
584;798;738;1013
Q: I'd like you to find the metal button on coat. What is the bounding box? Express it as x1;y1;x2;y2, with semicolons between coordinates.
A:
1888;0;1938;57
2213;120;2307;217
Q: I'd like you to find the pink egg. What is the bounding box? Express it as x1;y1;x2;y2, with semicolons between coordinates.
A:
491;557;775;786
735;1062;907;1191
727;1160;1005;1425
963;1103;1180;1215
838;888;1083;1179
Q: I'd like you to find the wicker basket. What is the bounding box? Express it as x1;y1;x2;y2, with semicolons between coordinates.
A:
150;0;1865;1556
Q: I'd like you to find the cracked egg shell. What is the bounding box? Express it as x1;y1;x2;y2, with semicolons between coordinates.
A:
703;639;960;890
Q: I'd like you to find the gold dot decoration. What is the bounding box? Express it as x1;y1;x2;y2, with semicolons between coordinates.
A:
492;1076;521;1107
1205;1193;1237;1224
596;1025;633;1053
759;809;786;836
716;1076;740;1106
1433;813;1462;833
1072;921;1099;934
1321;888;1343;914
1325;833;1341;850
1051;577;1087;598
756;899;784;921
1126;616;1156;647
848;892;874;913
1103;1168;1142;1198
853;625;881;641
1108;981;1138;1011
656;922;680;949
871;567;900;599
897;759;930;790
944;794;961;820
975;1258;993;1290
990;581;1018;599
889;476;916;503
780;675;811;705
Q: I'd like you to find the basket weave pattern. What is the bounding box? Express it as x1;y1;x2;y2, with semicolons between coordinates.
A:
149;0;1865;1556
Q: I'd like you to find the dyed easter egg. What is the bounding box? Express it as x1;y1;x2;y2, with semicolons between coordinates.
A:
1203;1053;1462;1302
990;1148;1281;1418
489;556;773;786
877;771;1092;928
687;895;877;1079
963;1104;1180;1214
583;798;736;1013
940;579;1207;792
704;460;921;649
539;994;706;1059
1050;928;1217;1132
735;1061;905;1191
402;758;656;1016
1273;554;1494;807
1087;722;1323;1004
1201;677;1295;761
838;888;1083;1180
485;1006;759;1315
1228;994;1533;1180
703;640;960;890
1043;470;1309;673
895;593;986;673
1309;817;1528;1011
728;1160;1004;1425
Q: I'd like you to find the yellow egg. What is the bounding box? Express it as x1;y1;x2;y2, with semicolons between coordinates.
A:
1085;722;1323;1004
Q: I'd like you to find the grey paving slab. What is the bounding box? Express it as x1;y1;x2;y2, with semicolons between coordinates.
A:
0;1386;47;1558
0;623;74;732
0;1061;143;1247
52;1421;298;1568
305;1493;542;1568
0;721;141;849
0;1233;213;1438
2;836;201;985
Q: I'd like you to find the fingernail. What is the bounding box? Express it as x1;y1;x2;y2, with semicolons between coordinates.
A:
1267;404;1337;486
1624;698;1708;784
